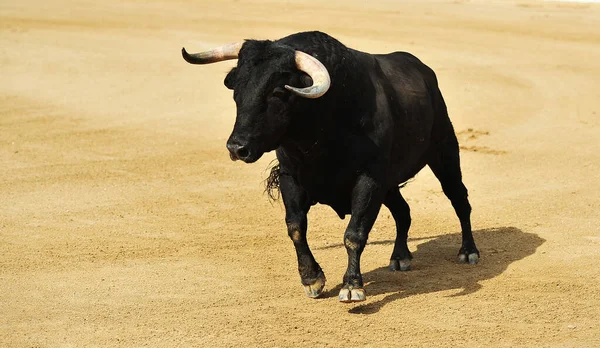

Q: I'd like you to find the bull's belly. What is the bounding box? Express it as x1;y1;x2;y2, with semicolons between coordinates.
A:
394;161;428;186
314;193;352;219
305;160;429;219
302;175;354;219
295;143;431;219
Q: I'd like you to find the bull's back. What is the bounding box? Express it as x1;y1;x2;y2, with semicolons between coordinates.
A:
374;51;439;109
372;51;445;184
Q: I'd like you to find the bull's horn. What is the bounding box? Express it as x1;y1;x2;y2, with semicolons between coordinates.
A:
285;51;331;99
181;41;243;64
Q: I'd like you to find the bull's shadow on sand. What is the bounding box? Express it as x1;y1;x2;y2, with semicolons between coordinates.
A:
319;227;544;314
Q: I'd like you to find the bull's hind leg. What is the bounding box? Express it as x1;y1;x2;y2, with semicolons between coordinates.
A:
384;188;413;271
280;174;326;298
428;137;480;264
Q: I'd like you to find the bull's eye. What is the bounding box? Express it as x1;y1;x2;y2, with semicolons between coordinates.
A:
271;87;287;100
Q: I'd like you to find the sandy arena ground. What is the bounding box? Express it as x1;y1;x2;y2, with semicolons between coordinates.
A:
1;0;599;346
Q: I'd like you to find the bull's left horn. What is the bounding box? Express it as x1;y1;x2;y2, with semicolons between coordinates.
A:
285;51;331;99
182;41;243;64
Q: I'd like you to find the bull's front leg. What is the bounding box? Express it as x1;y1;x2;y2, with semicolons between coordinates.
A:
280;174;326;298
339;175;385;303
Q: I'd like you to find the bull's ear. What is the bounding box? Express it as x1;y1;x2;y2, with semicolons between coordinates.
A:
224;67;237;90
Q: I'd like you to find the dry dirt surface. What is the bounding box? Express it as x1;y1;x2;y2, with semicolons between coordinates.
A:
2;0;600;346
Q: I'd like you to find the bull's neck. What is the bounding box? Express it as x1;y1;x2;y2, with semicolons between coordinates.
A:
280;108;330;161
279;48;374;162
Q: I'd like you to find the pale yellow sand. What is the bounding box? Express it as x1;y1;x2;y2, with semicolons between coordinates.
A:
1;0;599;346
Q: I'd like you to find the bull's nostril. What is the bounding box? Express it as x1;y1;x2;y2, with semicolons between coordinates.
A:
226;141;251;161
237;147;249;159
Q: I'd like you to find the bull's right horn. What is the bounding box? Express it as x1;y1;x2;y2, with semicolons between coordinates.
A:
285;51;331;99
181;41;243;64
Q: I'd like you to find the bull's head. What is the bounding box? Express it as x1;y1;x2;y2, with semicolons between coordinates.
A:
182;40;331;163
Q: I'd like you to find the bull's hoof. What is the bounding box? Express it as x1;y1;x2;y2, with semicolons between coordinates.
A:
389;258;411;271
458;243;480;265
302;271;326;298
338;286;366;303
458;252;479;264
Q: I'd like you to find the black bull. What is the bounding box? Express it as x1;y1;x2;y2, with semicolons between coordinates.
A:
182;31;479;302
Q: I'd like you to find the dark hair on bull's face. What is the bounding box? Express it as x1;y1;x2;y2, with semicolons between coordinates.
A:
224;40;312;163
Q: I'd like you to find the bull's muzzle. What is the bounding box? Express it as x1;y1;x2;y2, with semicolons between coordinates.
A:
226;141;251;162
